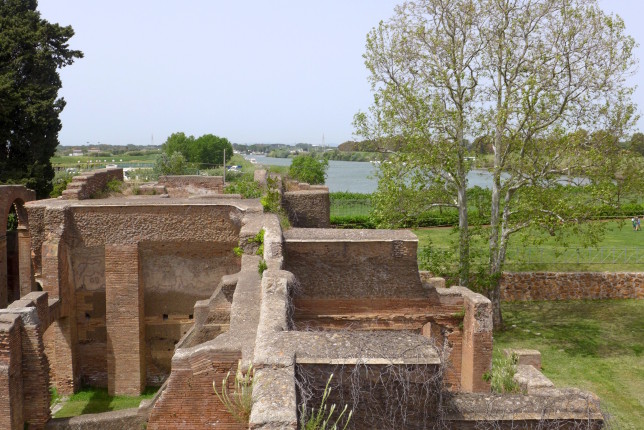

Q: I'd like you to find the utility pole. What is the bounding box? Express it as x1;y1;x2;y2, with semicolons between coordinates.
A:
223;148;226;184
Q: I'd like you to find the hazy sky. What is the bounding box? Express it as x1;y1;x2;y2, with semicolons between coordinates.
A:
37;1;643;147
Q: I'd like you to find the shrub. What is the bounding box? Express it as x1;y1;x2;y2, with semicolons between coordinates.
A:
225;179;262;198
289;154;328;185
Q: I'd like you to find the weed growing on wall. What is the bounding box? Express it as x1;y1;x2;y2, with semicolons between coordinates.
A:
300;374;352;430
213;362;255;424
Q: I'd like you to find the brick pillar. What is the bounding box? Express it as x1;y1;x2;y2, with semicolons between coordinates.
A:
9;305;51;428
41;239;79;394
105;244;145;395
0;313;23;430
17;227;34;298
460;290;493;392
0;234;7;308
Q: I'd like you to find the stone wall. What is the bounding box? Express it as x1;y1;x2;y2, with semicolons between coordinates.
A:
500;272;644;301
61;169;123;200
157;175;224;197
282;189;330;228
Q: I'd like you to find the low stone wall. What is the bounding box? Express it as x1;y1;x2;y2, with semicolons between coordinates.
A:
61;169;123;200
501;272;644;301
157;175;224;196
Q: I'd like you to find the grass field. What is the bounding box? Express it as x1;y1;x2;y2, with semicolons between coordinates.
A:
52;387;157;418
412;221;644;272
494;300;644;430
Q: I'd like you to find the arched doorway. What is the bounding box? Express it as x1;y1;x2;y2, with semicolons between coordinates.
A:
0;185;36;308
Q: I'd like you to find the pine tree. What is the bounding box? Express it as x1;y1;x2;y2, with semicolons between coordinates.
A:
0;0;83;197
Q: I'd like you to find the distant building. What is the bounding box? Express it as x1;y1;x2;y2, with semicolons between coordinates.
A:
88;148;100;154
71;149;83;156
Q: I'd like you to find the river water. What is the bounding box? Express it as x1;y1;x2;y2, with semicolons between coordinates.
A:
250;155;498;193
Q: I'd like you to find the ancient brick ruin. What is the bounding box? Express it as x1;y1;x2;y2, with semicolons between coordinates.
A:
0;178;604;429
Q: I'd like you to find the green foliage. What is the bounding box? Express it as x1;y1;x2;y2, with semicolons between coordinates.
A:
90;179;124;199
300;374;352;430
162;132;233;166
629;132;644;156
224;178;262;198
53;387;157;418
0;1;83;198
6;212;17;231
233;246;243;257
329;215;375;229
484;353;520;394
261;176;282;213
247;229;265;256
154;151;189;176
258;259;268;275
213;362;255;424
50;171;75;198
289;154;328;185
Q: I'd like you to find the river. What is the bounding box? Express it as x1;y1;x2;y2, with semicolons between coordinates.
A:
249;155;500;193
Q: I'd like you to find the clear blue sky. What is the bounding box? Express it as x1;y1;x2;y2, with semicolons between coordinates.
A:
37;0;643;147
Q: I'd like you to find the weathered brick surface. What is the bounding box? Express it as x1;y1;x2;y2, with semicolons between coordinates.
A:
0;313;23;430
147;350;245;430
284;229;423;298
105;244;145;395
18;227;35;297
457;288;492;393
282;190;330;228
61;168;124;200
501;272;644;301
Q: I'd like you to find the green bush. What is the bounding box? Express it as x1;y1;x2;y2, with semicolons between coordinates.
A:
289;154;328;185
225;179;262;198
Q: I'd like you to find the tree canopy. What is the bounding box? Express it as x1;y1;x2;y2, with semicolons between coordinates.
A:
288;154;328;185
162;132;233;166
0;0;83;197
356;0;638;328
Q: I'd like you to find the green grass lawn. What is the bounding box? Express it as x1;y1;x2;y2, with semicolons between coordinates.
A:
494;300;644;430
53;387;157;418
412;221;644;272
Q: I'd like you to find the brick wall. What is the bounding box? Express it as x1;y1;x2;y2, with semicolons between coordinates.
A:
500;272;644;301
62;168;124;200
0;313;23;430
147;350;246;430
283;229;424;299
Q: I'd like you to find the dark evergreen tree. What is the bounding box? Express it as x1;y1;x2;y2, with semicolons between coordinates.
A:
0;0;82;197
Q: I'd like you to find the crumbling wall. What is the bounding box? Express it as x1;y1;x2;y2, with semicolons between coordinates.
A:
501;272;644;301
157;175;224;197
61;168;123;200
0;292;56;430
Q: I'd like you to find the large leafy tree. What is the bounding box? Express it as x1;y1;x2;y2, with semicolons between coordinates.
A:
162;132;233;166
356;0;637;328
0;0;83;197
